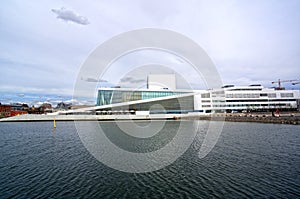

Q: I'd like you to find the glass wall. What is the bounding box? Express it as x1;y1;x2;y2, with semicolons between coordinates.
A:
97;89;190;106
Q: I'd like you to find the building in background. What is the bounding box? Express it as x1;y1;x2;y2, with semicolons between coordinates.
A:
0;103;28;118
0;104;11;118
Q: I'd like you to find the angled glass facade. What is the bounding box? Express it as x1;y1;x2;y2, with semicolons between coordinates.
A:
97;89;191;106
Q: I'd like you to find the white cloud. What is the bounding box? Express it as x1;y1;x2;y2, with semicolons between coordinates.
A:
51;7;89;25
81;77;107;83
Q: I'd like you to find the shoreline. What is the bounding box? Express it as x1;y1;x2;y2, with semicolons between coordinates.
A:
196;114;300;125
0;112;299;125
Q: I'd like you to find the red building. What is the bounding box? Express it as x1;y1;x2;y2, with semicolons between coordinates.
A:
0;105;11;118
0;104;28;118
10;110;27;117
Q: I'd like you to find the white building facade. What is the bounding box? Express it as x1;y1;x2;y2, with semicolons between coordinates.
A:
194;85;300;113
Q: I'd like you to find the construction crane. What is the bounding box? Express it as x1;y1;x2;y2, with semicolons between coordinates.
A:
271;79;299;90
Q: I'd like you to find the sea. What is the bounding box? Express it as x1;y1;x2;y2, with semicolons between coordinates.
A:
0;121;299;198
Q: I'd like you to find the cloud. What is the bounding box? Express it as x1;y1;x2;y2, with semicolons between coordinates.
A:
120;77;145;84
120;77;133;82
51;7;89;25
81;77;107;82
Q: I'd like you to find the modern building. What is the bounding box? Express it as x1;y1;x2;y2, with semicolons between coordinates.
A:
94;85;299;114
60;75;300;115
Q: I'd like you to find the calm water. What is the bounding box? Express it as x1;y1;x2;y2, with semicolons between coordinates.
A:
0;121;299;198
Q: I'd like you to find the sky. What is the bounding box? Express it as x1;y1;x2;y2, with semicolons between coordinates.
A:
1;0;300;105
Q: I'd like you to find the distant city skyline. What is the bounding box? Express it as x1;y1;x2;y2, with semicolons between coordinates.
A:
1;0;300;104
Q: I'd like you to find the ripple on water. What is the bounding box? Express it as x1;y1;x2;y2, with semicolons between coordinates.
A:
0;121;299;198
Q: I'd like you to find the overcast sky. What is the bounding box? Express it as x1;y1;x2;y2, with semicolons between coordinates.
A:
1;0;300;98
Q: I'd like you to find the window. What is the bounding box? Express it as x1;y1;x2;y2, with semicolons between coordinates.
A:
260;93;268;97
201;93;210;98
268;93;276;98
280;93;294;98
202;105;211;107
